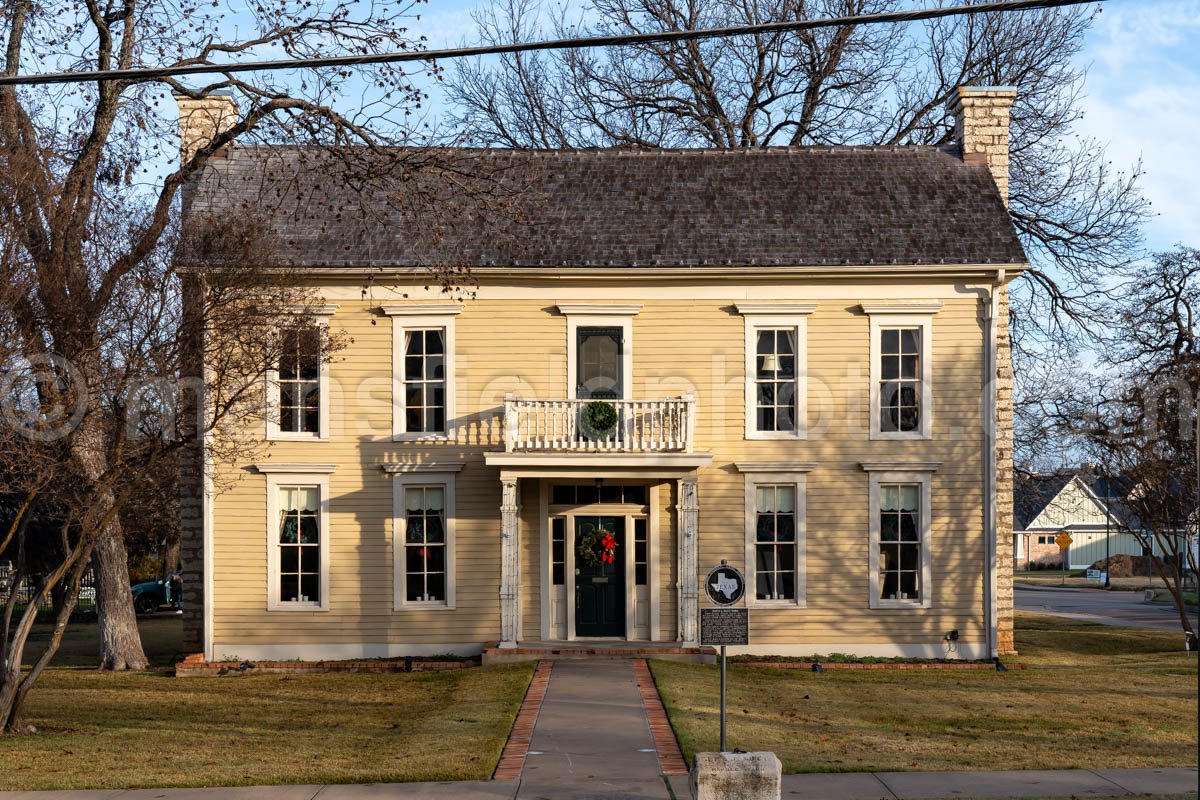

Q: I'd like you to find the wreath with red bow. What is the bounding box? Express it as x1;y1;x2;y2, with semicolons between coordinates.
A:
578;528;617;568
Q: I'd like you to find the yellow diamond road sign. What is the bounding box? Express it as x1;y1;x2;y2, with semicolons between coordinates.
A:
1055;532;1073;550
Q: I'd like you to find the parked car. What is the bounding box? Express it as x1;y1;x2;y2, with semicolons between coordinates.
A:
131;573;181;614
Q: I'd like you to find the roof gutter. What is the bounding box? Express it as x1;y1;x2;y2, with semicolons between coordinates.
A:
174;262;1029;281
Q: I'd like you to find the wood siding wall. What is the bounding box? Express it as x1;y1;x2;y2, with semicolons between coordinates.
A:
208;281;994;655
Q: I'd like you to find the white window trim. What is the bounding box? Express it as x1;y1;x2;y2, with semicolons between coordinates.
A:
392;472;457;610
384;306;461;442
866;469;933;610
737;305;815;440
265;309;335;442
743;471;808;608
558;304;640;401
264;471;332;612
863;303;940;441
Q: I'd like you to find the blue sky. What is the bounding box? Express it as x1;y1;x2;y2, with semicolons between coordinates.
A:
411;0;1200;252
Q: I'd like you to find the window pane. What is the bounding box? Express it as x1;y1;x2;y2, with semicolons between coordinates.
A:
881;329;899;353
405;331;424;356
299;516;319;544
425;545;446;572
425;329;445;355
778;571;796;600
756;486;775;513
281;547;298;573
755;330;773;355
899;485;919;510
551;485;574;505
280;575;299;603
300;546;319;573
406;546;425;573
405;355;423;380
775;486;795;513
599;484;622;504
427;355;445;380
300;574;319;603
776;329;795;356
426;573;446;602
756;571;773;600
900;328;920;353
425;487;445;511
406;575;424;602
576;485;598;504
776;514;795;542
882;355;899;380
624;485;647;505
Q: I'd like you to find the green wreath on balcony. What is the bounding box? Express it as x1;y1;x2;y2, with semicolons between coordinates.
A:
583;400;618;435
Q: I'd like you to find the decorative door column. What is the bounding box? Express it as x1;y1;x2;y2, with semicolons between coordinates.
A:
499;477;521;648
677;477;699;645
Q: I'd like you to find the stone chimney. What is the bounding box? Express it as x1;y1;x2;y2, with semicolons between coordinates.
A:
174;90;239;164
946;86;1017;207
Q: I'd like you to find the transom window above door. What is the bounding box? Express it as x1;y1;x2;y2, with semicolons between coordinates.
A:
551;483;648;506
577;327;623;400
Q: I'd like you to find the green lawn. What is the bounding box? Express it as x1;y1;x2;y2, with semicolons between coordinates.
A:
3;616;535;790
651;613;1198;774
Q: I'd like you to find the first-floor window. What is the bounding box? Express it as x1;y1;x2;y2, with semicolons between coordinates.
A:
878;483;921;601
266;472;330;611
403;485;446;603
278;486;320;604
394;474;456;608
754;484;797;601
868;471;931;609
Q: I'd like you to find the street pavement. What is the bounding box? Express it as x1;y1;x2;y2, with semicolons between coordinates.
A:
1015;583;1200;632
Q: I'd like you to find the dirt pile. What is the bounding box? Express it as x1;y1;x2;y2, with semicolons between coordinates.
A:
1090;553;1163;578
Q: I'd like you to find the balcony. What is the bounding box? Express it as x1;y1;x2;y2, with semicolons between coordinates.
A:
502;394;695;453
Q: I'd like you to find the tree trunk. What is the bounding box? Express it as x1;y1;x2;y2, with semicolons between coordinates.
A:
93;520;148;671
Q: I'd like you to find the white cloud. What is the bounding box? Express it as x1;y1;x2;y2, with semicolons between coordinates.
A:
1075;0;1200;249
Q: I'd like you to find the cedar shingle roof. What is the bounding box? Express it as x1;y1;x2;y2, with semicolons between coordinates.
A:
185;145;1027;269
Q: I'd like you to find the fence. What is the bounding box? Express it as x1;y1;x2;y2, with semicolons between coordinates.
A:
0;561;96;612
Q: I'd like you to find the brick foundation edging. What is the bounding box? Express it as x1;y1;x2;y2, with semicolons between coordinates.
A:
174;653;477;677
735;661;1027;671
633;659;689;777
492;660;554;781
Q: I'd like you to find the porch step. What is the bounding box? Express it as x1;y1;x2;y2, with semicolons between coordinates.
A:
481;642;717;665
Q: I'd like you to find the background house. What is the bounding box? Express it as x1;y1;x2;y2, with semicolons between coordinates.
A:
1013;469;1152;570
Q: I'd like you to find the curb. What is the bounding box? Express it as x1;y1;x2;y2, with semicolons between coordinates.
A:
633;659;689;777
492;660;553;781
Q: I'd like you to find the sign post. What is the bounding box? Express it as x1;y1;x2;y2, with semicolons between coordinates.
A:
1056;531;1073;586
701;560;746;753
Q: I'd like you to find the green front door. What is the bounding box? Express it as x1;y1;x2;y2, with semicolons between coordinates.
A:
575;516;625;637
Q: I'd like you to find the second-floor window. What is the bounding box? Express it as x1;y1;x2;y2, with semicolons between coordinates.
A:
754;328;797;433
879;327;921;433
404;328;447;434
276;327;322;436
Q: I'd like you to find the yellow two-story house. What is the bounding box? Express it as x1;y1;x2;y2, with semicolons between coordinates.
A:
178;87;1023;664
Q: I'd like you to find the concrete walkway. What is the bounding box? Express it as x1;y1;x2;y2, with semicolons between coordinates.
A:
516;660;670;799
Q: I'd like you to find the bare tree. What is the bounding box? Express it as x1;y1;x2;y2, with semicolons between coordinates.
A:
445;0;1150;417
0;0;485;692
1051;248;1200;645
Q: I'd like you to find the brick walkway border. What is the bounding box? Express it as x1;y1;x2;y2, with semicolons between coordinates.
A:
633;659;689;777
492;660;553;781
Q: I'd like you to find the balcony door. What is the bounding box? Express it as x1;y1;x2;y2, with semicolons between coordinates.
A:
576;327;623;400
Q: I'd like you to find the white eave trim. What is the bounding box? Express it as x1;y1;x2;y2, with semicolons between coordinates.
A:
555;303;643;316
735;302;819;316
736;461;817;473
484;452;711;469
860;301;944;315
381;461;466;474
253;463;339;474
280;303;339;316
380;304;463;316
859;461;941;472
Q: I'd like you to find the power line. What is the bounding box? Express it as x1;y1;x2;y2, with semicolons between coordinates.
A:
0;0;1100;88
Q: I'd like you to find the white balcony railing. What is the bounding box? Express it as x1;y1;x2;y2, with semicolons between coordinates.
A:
503;394;695;453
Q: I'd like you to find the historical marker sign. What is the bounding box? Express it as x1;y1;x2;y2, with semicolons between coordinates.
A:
705;564;745;606
701;607;749;646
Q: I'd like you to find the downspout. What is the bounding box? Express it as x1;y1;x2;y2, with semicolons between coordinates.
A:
984;269;1005;659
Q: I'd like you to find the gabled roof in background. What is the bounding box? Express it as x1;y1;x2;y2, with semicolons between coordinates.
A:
184;145;1028;270
1014;469;1140;532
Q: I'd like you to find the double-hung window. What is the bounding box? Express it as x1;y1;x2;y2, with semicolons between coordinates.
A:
739;465;809;607
266;306;335;440
384;306;460;440
863;303;939;440
736;304;816;440
260;466;334;611
392;470;457;609
865;466;933;609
